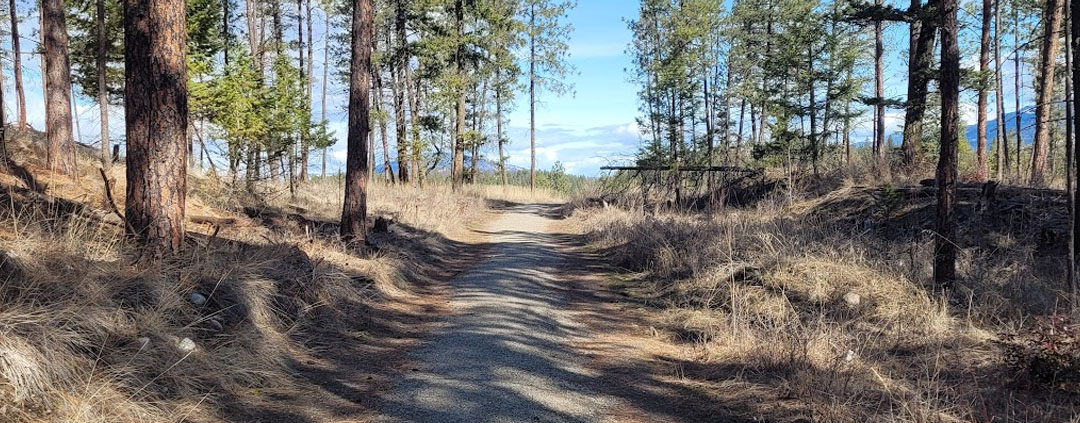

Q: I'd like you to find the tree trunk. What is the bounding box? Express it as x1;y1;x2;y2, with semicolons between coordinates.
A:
297;0;307;182
0;29;7;168
341;0;372;244
1016;6;1023;178
306;0;313;99
96;0;109;168
321;5;329;179
393;0;408;184
936;0;960;288
43;0;74;175
223;0;230;66
375;67;394;184
497;75;507;186
976;0;992;181
874;0;885;162
452;0;465;191
1070;0;1080;310
902;0;939;166
246;0;262;73
9;0;25;129
1031;0;1066;185
407;63;423;187
808;46;819;175
996;0;1008;180
124;0;188;256
528;2;536;191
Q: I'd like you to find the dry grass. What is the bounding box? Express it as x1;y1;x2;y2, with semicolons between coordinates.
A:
577;179;1080;422
0;133;530;422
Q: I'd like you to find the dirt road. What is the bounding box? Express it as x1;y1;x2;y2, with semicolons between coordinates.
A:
373;204;619;422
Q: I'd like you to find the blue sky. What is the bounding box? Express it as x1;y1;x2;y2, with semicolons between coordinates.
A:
0;0;1039;177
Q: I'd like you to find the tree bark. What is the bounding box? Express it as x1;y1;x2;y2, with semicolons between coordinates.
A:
0;27;7;168
43;0;75;175
497;74;507;186
392;0;409;184
321;5;329;179
374;63;394;184
246;0;262;73
874;0;885;162
341;0;372;244
451;0;465;191
937;0;960;288
407;62;423;186
976;0;992;181
1016;6;1023;178
124;0;188;256
1031;0;1066;185
96;0;109;167
9;0;25;129
902;0;938;167
1067;0;1075;310
528;2;536;191
995;0;1009;180
297;0;307;182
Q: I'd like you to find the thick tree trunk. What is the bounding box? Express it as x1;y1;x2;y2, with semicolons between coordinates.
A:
96;0;109;167
1031;0;1066;185
341;0;372;244
937;0;960;288
9;0;25;128
976;0;992;181
996;0;1009;180
43;0;75;175
902;0;939;166
124;0;188;256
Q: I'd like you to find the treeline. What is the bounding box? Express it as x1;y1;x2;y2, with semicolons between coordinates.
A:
0;0;577;255
628;0;1071;184
0;0;577;191
624;0;1079;291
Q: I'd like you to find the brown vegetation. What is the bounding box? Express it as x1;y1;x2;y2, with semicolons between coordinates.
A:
0;132;522;422
574;173;1080;422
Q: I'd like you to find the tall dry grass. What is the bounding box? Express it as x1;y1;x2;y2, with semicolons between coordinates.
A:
0;161;504;422
578;182;1077;422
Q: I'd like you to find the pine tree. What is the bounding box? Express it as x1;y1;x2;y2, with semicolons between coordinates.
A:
936;0;960;287
521;0;575;191
341;0;373;244
42;0;75;175
9;0;25;128
124;0;189;256
1032;0;1066;184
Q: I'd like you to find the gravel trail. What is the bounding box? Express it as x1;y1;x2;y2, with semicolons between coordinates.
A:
374;203;617;423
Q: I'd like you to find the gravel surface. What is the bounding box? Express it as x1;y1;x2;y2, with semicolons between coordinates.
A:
374;204;617;423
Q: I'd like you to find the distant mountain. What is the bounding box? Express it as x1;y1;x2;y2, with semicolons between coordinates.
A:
375;151;525;175
964;105;1037;149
